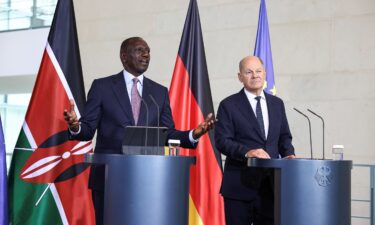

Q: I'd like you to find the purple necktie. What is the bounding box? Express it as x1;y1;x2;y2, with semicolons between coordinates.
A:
131;78;141;125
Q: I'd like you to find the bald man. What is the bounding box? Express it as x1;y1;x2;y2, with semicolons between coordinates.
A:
215;56;295;225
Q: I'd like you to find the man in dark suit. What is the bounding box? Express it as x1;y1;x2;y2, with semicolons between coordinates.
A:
64;37;214;225
215;56;295;225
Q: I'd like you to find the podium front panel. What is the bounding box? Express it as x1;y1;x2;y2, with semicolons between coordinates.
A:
248;158;352;225
86;154;195;225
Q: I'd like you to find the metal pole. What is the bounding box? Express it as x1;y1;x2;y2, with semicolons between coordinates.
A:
370;165;375;225
30;0;38;28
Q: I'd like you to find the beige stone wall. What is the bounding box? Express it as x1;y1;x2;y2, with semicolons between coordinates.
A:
0;0;373;222
74;0;375;160
74;0;375;223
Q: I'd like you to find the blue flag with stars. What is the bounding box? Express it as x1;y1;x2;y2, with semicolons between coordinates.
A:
254;0;276;95
0;115;8;225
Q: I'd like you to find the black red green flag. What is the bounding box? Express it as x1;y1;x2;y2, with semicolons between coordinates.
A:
169;0;225;224
8;0;95;224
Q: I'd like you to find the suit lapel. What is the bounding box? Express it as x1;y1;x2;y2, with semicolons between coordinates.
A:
265;93;276;141
236;89;265;141
112;72;135;125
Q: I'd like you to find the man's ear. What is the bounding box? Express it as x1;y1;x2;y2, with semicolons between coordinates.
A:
120;53;126;62
237;72;242;82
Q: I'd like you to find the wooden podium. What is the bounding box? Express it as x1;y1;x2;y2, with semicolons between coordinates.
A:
247;158;352;225
85;153;195;225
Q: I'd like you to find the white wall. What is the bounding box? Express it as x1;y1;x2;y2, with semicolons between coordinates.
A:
0;28;49;93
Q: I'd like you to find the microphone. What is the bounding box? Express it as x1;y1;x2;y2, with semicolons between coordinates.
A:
293;108;313;159
140;98;149;147
307;109;325;159
148;94;160;147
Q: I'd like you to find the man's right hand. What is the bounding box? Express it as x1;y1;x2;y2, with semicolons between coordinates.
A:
63;99;80;132
245;148;271;159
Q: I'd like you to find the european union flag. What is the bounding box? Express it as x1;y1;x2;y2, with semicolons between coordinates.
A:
254;0;276;95
0;115;8;225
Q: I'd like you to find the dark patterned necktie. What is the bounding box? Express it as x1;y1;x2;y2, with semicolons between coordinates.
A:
255;96;265;139
131;78;141;125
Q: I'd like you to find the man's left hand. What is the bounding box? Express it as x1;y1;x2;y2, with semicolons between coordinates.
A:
192;113;215;139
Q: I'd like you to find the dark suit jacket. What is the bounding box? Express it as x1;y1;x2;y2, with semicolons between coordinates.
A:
71;72;195;190
214;89;294;201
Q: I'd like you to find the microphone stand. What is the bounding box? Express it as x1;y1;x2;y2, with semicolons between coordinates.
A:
307;109;325;160
149;94;160;147
294;108;313;159
140;98;149;147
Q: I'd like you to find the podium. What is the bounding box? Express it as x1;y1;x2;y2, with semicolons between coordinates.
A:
247;158;352;225
85;153;195;225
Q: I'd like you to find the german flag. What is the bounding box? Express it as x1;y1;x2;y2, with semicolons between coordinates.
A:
169;0;225;224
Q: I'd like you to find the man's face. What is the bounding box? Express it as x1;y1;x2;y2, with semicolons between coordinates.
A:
121;38;150;76
238;57;266;95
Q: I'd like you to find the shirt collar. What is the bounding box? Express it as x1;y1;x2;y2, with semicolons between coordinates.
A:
123;69;144;86
243;88;266;101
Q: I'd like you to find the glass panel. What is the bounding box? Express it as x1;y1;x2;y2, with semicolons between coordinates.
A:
0;93;30;171
0;0;56;32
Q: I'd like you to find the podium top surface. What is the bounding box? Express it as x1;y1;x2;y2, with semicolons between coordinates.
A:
247;158;352;169
84;153;196;165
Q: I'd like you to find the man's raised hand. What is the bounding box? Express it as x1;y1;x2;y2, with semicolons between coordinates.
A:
192;113;215;139
63;99;79;132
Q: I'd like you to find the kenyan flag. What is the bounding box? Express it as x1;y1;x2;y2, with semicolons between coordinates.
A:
7;0;95;224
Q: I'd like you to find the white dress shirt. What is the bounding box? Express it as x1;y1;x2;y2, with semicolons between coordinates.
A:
243;89;269;139
123;70;198;143
123;70;144;101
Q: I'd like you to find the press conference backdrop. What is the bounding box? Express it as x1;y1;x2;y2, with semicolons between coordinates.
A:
0;0;374;224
